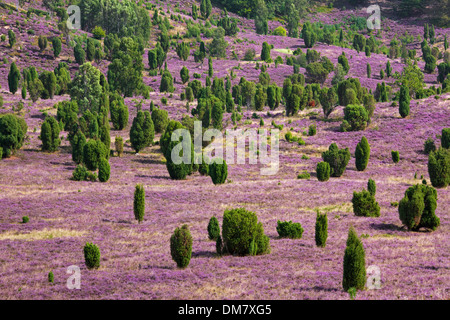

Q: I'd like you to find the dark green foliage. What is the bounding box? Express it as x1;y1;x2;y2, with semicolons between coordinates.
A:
84;242;100;270
442;128;450;149
98;158;110;182
209;158;228;185
352;190;380;217
392;150;400;163
267;85;281;110
399;84;410;118
180;66;189;84
368;179;376;196
315;211;328;248
222;208;270;256
355;136;370;171
0;114;27;158
200;0;212;19
134;184;145;223
320;87;338;118
305;62;329;85
322;143;351;177
338;53;350;74
208;216;220;241
399;184;440;231
342;105;369;132
343;227;366;292
424;137;436;154
438;63;450;83
297;171;310;179
216;235;223;255
8;62;20;94
92;26;106;39
40;117;60;152
170;224;193;268
428;147;450;188
276;221;304;239
316;161;331;182
52;37;61;58
367;63;371;78
130;111;154;153
74;44;86;65
385;61;392;78
261;42;271;62
308;123;316;136
83;139;108;171
72;164;89;181
38;71;57;99
151;108;169;133
160;70;174;93
86;38;95;61
199;154;210;176
48;271;54;283
176;42;190;61
254;0;268;35
38;35;48;52
110;99;129;130
22;216;29;224
8;29;16;48
72;130;86;164
352;34;366;53
217;15;239;36
209;27;228;58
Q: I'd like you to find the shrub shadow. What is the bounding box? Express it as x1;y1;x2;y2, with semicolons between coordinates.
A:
369;223;403;232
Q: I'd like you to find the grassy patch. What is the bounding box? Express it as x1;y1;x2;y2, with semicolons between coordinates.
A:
0;228;86;240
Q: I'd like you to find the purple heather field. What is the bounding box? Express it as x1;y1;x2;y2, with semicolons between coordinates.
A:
0;0;449;300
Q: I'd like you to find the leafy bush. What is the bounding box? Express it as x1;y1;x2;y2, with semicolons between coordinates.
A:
130;111;154;153
442;128;450;149
427;147;450;188
297;171;310;179
92;26;106;39
209;158;228;185
355;136;370;171
342;104;369;132
151;108;169;133
273;26;287;36
276;220;304;239
222;208;270;256
170;224;193;268
207;216;220;240
316;161;331;182
115;136;123;157
40;117;60;152
343;226;366;292
0;114;27;158
399;184;440;231
352;190;380;217
391;150;400;163
322;143;351;177
72;164;89;181
98;158;110;182
424;137;436;154
315;210;328;247
83;139;108;171
308;123;316;136
22;216;29;224
84;242;100;269
134;184;145;223
110;99;129;130
368;179;376;196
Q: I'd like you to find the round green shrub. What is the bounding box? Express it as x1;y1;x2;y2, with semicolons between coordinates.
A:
48;271;54;283
316;161;331;181
399;184;440;231
315;210;328;248
427;147;450;188
40;117;61;152
98;158;110;182
22;216;29;223
209;158;227;185
222;208;270;256
352;190;380;217
151;108;169;133
72;164;88;181
343;226;366;292
322;143;351;177
0;114;27;158
276;220;304;239
207;216;220;241
84;242;100;269
170;224;193;268
71;130;86;164
83;139;108;171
